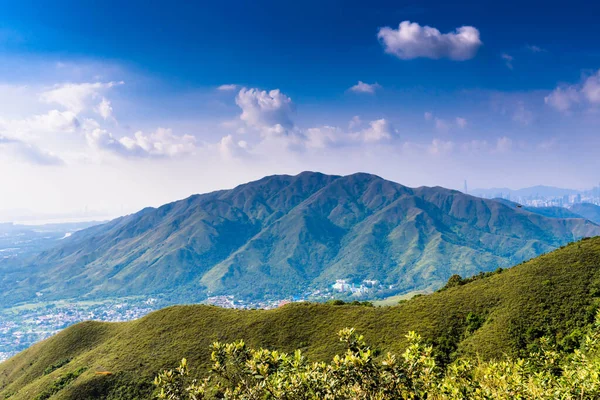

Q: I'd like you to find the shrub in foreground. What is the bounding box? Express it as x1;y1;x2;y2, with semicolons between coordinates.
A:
155;313;600;399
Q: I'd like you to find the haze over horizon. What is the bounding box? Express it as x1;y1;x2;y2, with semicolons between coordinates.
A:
1;0;600;218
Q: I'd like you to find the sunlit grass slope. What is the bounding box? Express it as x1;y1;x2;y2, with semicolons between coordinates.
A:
1;237;600;399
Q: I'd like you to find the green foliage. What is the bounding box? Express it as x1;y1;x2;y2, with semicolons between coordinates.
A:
33;367;87;400
442;274;464;290
156;316;600;399
325;300;374;307
42;357;71;375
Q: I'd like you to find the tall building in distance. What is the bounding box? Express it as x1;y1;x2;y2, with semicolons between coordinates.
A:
464;180;468;194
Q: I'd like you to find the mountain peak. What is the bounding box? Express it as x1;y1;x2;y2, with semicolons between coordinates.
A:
4;172;599;306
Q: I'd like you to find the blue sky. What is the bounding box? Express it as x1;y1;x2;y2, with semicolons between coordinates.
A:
0;0;599;220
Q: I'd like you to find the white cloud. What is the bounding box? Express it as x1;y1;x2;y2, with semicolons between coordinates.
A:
349;81;381;94
305;126;342;149
87;127;196;158
218;134;249;159
455;117;467;128
235;88;295;134
545;87;580;112
39;81;123;113
96;98;113;120
355;119;394;142
582;72;600;104
0;110;80;141
424;111;433;121
501;53;514;70
0;135;63;166
545;70;600;112
218;84;238;91
303;119;395;149
377;21;482;61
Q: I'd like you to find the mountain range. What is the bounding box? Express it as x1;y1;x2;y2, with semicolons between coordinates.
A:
2;171;600;306
470;185;581;199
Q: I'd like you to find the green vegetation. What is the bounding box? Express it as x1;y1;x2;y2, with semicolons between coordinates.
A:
3;172;599;306
155;322;600;399
42;358;71;376
1;237;600;398
33;367;86;400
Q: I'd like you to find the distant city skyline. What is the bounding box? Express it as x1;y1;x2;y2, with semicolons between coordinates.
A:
1;0;600;216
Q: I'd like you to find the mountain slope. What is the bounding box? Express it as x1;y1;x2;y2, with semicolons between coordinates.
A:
3;172;600;305
1;237;600;399
571;203;600;224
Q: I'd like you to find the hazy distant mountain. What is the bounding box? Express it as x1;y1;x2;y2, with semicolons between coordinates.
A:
0;221;104;260
471;185;579;199
570;203;600;224
492;198;586;219
2;172;599;306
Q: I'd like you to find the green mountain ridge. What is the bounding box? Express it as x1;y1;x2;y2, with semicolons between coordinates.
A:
3;172;600;306
2;237;600;399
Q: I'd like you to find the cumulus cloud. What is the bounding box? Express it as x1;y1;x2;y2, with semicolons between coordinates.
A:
218;84;238;91
582;72;600;104
354;119;394;142
545;70;600;112
349;81;381;94
545;87;580;112
455;117;467;128
39;81;123;113
235;88;295;134
501;53;514;70
87;127;196;158
96;98;113;120
0;110;80;140
377;21;482;61
218;134;249;159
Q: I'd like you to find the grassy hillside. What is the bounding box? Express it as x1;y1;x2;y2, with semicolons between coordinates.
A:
1;237;600;399
3;172;599;306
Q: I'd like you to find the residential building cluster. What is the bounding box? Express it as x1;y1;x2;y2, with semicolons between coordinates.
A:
0;298;161;362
